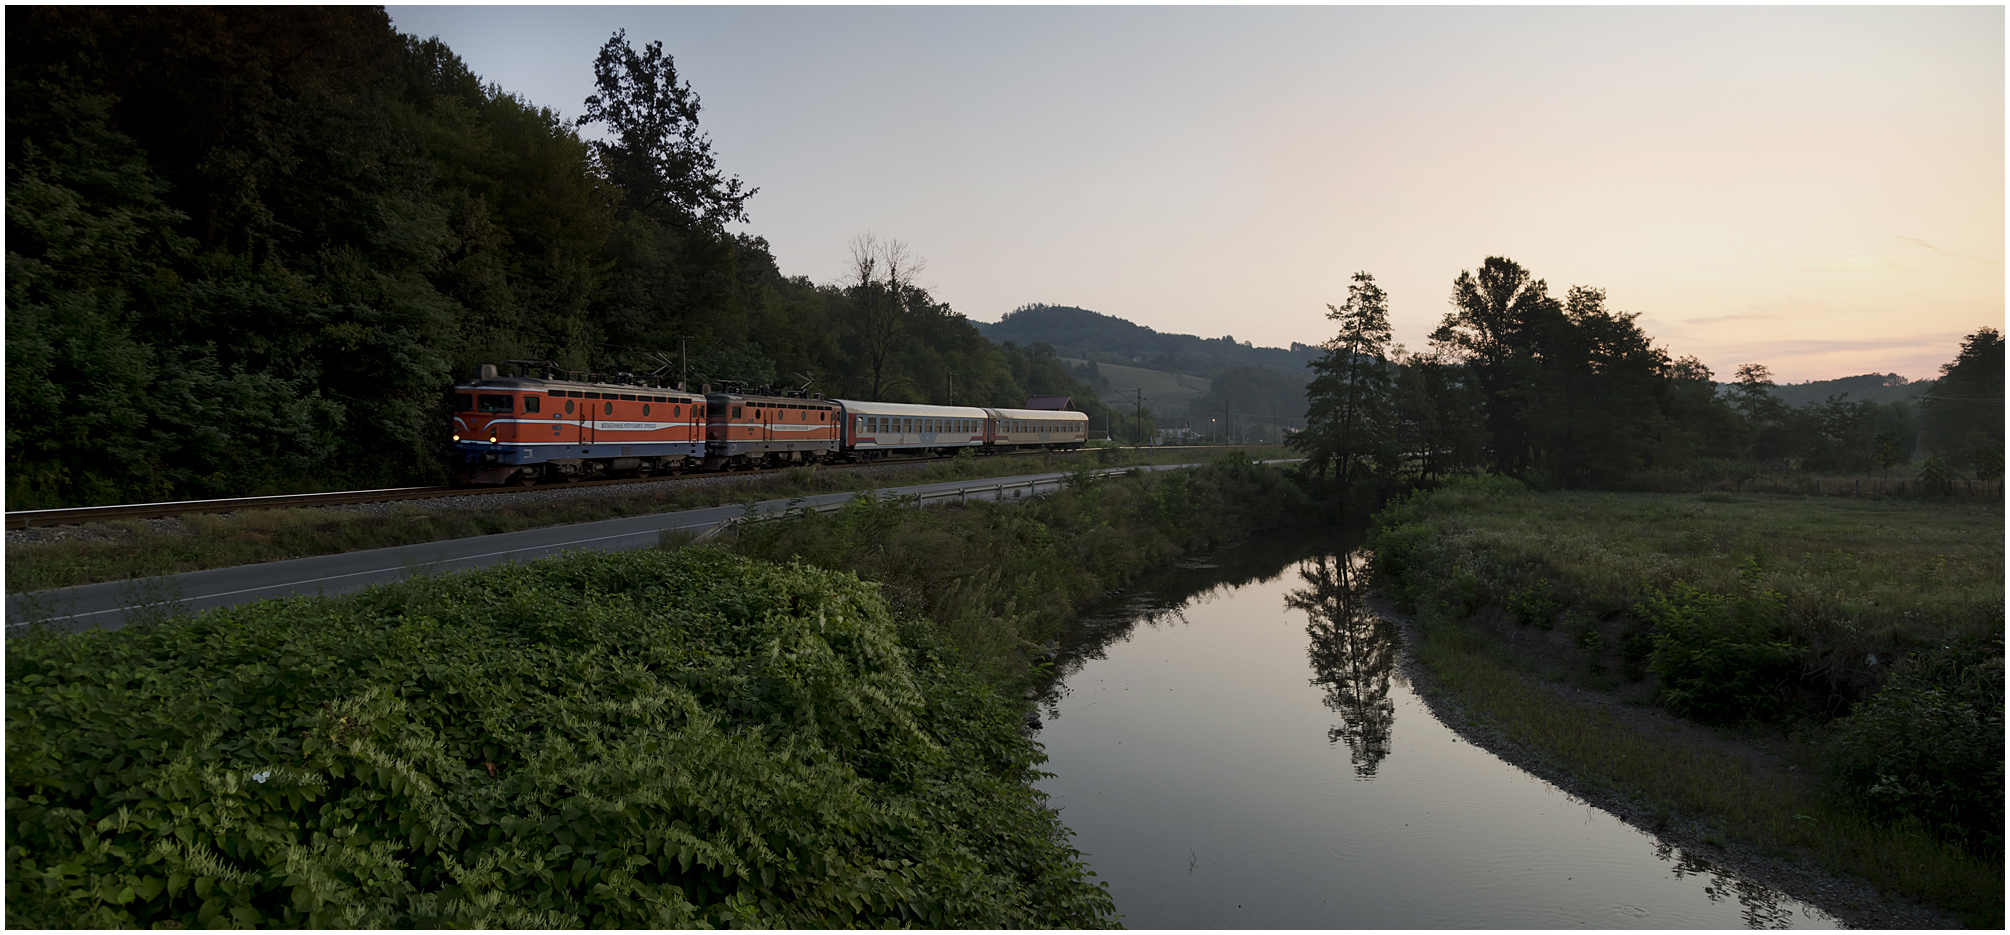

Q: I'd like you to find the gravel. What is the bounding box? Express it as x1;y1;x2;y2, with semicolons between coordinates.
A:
1369;594;1966;930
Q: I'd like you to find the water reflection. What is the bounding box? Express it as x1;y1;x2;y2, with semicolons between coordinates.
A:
1033;532;1840;929
1037;529;1352;723
1288;550;1399;778
1658;842;1802;929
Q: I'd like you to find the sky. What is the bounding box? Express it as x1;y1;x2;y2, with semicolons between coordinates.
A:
384;5;2003;384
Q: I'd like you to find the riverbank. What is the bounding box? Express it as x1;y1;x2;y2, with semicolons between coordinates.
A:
1371;595;1961;929
721;454;1313;685
1366;479;2003;927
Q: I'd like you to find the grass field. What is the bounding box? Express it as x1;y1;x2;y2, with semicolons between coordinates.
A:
7;446;1289;593
1370;482;2003;926
1063;358;1211;417
1374;485;2001;696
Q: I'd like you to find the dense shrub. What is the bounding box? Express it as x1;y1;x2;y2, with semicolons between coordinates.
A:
6;549;1118;927
1830;637;2005;858
729;454;1313;682
1634;581;1798;723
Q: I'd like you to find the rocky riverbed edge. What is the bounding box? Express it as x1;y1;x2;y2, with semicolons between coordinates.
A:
1368;593;1965;930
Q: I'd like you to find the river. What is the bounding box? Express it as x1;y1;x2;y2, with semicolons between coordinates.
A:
1032;530;1838;929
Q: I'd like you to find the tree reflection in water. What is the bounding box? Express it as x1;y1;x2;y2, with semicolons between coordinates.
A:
1656;842;1801;929
1288;550;1400;778
1036;530;1358;724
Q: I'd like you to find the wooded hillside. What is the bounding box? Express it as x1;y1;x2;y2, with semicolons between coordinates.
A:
7;8;1119;509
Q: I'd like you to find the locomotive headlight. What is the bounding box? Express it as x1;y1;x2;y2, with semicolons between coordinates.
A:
489;434;498;444
452;433;460;441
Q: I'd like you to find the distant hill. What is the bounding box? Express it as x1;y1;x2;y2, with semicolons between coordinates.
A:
1721;373;1930;408
1061;358;1212;417
976;304;1322;380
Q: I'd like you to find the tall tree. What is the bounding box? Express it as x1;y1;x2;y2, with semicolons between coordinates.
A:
1292;272;1396;485
843;232;923;401
1388;346;1483;483
1921;327;2004;472
1524;286;1670;486
577;30;754;228
1431;257;1564;476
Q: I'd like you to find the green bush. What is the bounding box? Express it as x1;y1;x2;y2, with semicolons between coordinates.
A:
1507;583;1561;629
6;549;1118;928
730;454;1312;683
1634;582;1798;723
1830;637;2005;858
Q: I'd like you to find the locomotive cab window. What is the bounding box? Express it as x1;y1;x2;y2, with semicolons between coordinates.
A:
523;396;539;414
564;400;575;413
477;394;513;413
642;404;650;416
603;402;613;415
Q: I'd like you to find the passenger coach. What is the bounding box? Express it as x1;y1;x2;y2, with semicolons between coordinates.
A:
832;401;1089;458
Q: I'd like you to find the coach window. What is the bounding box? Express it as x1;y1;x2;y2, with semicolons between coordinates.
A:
478;394;513;413
523;396;540;414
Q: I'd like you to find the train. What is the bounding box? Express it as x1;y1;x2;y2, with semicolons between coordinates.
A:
448;363;1089;484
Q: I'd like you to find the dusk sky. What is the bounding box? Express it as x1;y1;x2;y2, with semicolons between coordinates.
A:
385;5;2002;384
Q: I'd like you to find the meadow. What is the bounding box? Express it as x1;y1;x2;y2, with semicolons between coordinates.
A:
1369;480;2003;926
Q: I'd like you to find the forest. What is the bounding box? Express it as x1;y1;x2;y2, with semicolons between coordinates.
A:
1288;260;2003;494
7;8;1122;510
10;9;1998;511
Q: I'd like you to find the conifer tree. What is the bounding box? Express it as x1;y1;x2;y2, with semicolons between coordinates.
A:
1292;272;1397;486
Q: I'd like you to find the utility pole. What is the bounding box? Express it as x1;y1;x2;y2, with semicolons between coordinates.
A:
1223;400;1231;446
1115;389;1146;447
680;335;692;392
945;371;955;406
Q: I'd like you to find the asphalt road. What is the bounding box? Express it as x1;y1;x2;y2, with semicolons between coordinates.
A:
7;462;1223;637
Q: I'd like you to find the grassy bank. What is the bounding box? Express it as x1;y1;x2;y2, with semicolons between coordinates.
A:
8;445;1288;594
724;454;1314;685
1369;480;2002;926
6;548;1120;927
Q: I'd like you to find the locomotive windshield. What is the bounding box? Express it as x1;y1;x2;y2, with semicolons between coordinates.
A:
477;394;514;413
452;393;473;412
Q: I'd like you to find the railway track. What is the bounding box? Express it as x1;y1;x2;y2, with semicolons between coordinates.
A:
6;447;1229;530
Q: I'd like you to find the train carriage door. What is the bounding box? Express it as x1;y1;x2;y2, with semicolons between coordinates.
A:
547;390;576;444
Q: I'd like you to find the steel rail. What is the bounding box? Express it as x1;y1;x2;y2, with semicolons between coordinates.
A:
4;446;1231;530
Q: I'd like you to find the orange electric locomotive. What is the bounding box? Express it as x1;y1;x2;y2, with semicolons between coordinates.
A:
700;390;842;470
450;364;705;484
